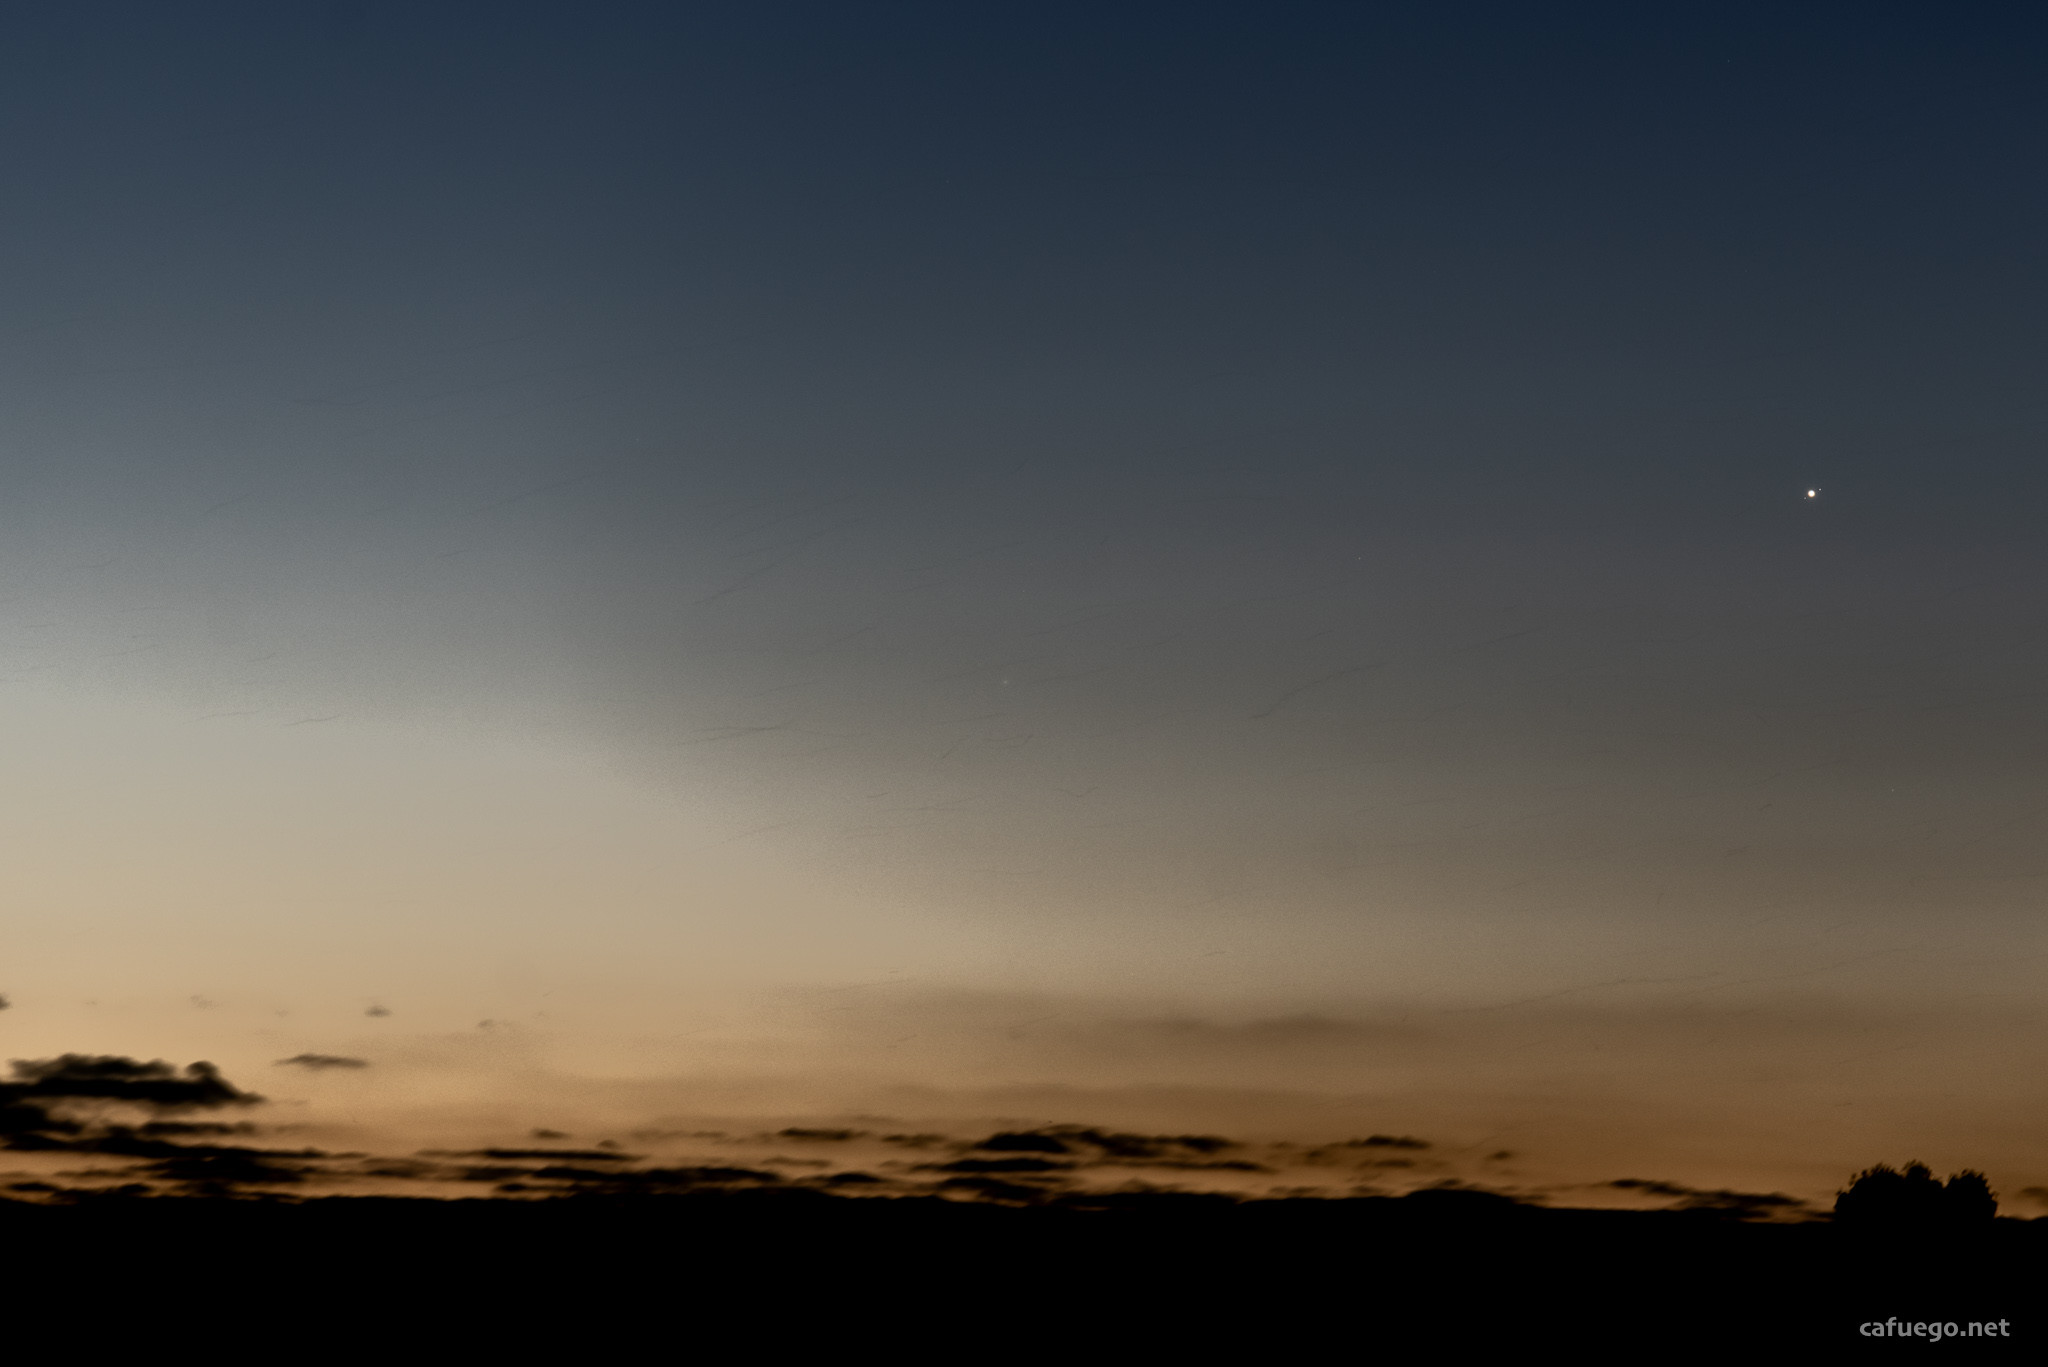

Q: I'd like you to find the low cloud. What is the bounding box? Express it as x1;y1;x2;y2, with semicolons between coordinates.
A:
0;1043;1879;1216
936;1175;1055;1204
488;1164;786;1195
2;1055;263;1153
444;1147;639;1162
929;1157;1072;1174
146;1151;313;1189
1605;1178;1808;1218
971;1126;1237;1161
0;1055;342;1195
7;1055;261;1110
137;1121;256;1137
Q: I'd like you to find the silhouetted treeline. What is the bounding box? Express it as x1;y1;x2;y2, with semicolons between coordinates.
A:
1836;1161;1999;1227
0;1055;2035;1352
1;1185;2036;1353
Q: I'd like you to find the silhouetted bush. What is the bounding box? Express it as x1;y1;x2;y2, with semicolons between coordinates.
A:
1941;1169;1998;1222
1833;1162;1997;1227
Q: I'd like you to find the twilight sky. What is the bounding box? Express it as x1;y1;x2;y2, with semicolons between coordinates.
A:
5;2;2048;1207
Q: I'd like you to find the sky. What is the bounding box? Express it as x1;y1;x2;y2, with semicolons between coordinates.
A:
4;1;2048;1209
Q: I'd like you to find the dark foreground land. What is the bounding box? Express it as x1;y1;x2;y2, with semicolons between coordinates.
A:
3;1188;2038;1352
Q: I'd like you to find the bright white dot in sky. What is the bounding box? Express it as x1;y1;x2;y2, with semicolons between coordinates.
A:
1806;488;1818;498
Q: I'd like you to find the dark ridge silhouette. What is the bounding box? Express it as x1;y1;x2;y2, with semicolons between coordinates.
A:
0;1178;2037;1351
0;1054;2032;1351
274;1054;369;1070
1835;1162;1999;1227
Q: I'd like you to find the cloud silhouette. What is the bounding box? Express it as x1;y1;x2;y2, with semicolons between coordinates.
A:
974;1131;1073;1154
481;1164;786;1195
147;1150;310;1188
7;1055;261;1109
275;1054;369;1070
1608;1178;1806;1217
938;1175;1056;1203
971;1126;1237;1161
136;1121;255;1137
0;1101;72;1144
452;1147;641;1162
0;1055;263;1152
0;1054;323;1195
930;1157;1073;1174
1678;1190;1806;1217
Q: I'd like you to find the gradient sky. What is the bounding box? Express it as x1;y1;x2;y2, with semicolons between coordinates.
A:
5;2;2048;1207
